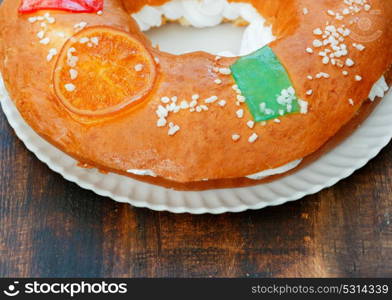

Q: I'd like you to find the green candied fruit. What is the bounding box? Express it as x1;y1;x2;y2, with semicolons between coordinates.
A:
230;46;300;122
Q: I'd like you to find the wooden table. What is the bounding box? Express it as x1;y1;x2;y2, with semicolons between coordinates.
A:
1;108;392;278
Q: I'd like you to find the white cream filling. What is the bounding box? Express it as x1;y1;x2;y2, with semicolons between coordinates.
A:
126;160;303;180
245;159;303;180
127;169;157;177
131;0;276;57
369;76;389;101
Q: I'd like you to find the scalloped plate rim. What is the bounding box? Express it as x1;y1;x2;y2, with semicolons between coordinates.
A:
1;76;391;214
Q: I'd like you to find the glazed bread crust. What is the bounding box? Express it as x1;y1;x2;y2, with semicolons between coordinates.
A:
0;0;391;183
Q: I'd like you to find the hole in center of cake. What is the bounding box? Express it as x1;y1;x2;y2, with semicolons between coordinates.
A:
145;23;245;56
132;0;276;57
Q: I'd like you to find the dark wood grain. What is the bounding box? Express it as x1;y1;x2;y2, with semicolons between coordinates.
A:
1;108;392;278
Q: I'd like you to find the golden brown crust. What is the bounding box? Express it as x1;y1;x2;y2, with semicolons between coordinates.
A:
0;0;391;184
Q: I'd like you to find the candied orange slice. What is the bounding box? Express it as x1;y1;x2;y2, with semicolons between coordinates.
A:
54;26;157;116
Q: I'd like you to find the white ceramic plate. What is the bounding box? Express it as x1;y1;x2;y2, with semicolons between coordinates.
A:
1;75;391;214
